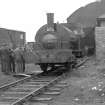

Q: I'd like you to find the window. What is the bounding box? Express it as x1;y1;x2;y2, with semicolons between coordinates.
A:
20;34;24;39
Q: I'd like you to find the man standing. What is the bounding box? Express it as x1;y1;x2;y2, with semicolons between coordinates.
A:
19;47;25;73
9;48;15;73
14;47;23;73
0;44;11;74
21;51;25;73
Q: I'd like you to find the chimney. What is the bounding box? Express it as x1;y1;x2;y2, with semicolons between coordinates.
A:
47;13;54;29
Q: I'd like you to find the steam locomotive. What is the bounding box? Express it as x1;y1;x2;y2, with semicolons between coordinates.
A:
34;13;95;72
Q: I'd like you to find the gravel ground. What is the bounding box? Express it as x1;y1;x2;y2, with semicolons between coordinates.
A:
48;57;105;105
0;63;41;87
1;57;105;105
0;72;18;86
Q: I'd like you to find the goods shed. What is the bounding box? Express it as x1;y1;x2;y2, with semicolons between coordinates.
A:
0;28;26;49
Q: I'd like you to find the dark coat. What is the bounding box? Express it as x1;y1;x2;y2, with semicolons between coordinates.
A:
0;47;11;72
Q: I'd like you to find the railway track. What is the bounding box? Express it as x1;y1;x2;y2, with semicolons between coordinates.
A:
0;57;89;105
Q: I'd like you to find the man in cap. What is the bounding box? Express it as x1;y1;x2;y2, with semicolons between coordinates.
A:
21;47;25;72
0;43;11;74
14;46;23;73
9;48;15;73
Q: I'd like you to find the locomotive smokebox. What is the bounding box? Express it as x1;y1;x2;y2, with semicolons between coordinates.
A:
47;13;54;30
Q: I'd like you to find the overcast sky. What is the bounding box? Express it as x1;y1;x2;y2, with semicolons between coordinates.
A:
0;0;96;42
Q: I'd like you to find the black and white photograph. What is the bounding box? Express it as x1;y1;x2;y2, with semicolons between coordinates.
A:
0;0;105;105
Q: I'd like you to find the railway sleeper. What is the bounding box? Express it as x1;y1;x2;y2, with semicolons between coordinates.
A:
31;97;53;101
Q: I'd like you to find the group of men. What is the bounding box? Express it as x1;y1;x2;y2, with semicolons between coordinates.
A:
0;44;25;74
